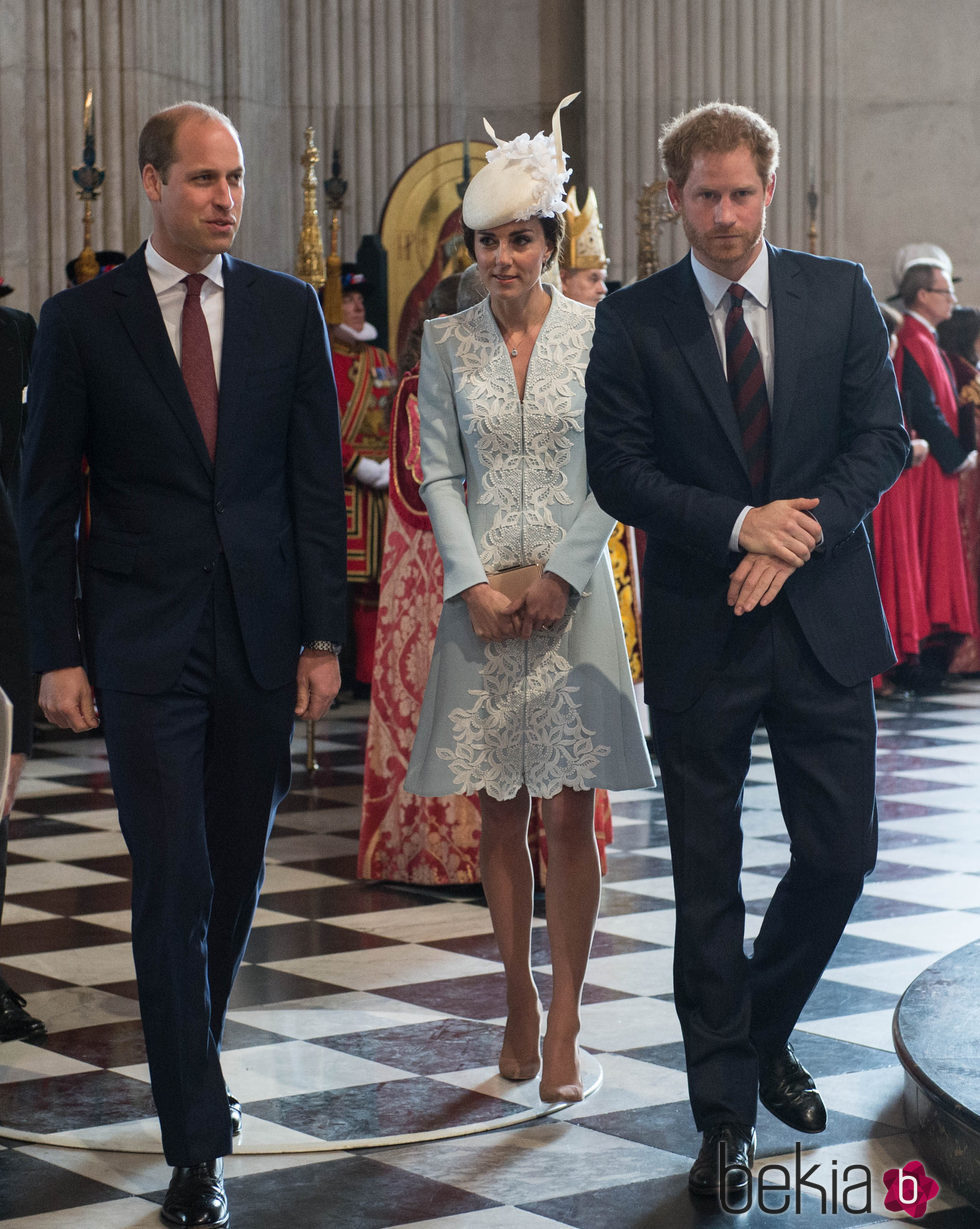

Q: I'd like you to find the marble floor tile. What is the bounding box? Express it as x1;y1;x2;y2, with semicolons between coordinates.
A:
593;906;679;947
258;863;349;892
398;1210;564;1228
3;941;137;987
862;872;980;910
563;946;675;997
0;1041;99;1084
9;986;143;1034
0;902;58;925
4;683;980;1224
843;909;980;952
264;943;500;991
0;1197;164;1229
325;901;498;942
798;1008;899;1052
265;831;361;861
577;994;683;1052
227;990;452;1039
883;813;980;842
821;952;945;994
876;844;980;874
379;1120;689;1204
7;830;129;862
820;1065;908;1129
213;1038;414;1099
2;863;123;896
600;873;678;901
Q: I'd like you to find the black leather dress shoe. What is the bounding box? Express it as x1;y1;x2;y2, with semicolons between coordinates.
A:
689;1123;756;1196
0;979;46;1044
759;1042;827;1133
160;1158;228;1226
227;1089;243;1137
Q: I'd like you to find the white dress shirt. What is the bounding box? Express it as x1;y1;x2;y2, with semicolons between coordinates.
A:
690;247;773;550
144;240;225;387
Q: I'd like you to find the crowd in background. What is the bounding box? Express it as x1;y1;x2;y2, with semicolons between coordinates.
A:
873;245;980;699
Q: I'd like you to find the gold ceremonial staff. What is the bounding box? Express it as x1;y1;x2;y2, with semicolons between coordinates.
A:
295;127;326;287
70;90;106;285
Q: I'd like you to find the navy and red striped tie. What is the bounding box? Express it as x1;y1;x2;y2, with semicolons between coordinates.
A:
725;283;770;500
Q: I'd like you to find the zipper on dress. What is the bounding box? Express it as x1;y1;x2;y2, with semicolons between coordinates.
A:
519;398;529;785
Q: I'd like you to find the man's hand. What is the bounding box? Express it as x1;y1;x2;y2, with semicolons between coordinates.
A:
295;651;341;720
3;752;26;818
738;497;821;566
910;438;930;468
462;582;521;641
38;667;99;732
728;553;796;615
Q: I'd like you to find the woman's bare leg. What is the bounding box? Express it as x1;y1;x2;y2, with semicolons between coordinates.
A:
540;787;599;1101
479;788;541;1079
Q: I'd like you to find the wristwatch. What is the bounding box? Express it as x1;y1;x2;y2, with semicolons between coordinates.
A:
306;641;343;655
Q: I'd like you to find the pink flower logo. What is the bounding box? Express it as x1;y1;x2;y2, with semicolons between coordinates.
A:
883;1161;940;1218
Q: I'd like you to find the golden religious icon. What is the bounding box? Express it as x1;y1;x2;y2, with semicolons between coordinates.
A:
379;140;492;367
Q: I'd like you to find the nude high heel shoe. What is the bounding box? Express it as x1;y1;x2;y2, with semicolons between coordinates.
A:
498;1005;542;1081
539;1032;584;1102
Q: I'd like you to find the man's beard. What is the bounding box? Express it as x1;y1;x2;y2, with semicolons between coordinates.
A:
682;214;765;273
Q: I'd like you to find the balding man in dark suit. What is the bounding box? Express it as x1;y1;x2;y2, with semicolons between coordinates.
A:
20;102;347;1227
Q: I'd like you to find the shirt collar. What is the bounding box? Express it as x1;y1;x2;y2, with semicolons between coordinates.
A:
145;238;224;292
905;309;937;337
691;244;770;312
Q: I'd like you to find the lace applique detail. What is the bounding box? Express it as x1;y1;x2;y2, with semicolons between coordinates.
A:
436;618;611;800
439;298;593;574
432;297;609;798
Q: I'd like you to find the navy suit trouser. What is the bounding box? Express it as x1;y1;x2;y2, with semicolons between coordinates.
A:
651;597;878;1131
97;558;294;1166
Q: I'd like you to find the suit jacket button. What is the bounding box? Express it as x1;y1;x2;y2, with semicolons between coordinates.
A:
215;500;224;513
203;560;215;573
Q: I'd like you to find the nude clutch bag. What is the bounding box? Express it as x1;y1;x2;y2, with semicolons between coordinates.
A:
486;564;543;601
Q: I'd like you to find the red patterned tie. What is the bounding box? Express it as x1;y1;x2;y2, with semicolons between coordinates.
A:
181;273;218;461
725;283;770;500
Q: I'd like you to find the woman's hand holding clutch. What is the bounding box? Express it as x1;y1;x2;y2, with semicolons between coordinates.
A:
462;582;522;641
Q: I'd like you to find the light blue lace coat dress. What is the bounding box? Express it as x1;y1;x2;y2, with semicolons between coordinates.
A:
404;286;654;802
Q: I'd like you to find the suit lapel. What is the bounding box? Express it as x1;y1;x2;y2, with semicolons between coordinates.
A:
216;254;260;467
660;257;748;477
768;243;806;470
113;247;214;476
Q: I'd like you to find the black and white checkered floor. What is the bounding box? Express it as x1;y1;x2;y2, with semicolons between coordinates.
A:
2;687;980;1227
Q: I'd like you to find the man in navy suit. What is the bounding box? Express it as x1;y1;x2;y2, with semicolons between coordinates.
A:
20;102;346;1226
585;102;908;1201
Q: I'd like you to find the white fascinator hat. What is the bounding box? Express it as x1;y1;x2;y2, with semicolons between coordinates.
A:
462;93;579;231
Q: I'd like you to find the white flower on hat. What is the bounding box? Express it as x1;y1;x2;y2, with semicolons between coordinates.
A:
462;93;579;232
484;127;571;220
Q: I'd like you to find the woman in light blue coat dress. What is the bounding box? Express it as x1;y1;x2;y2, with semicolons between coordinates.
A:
405;98;653;1102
